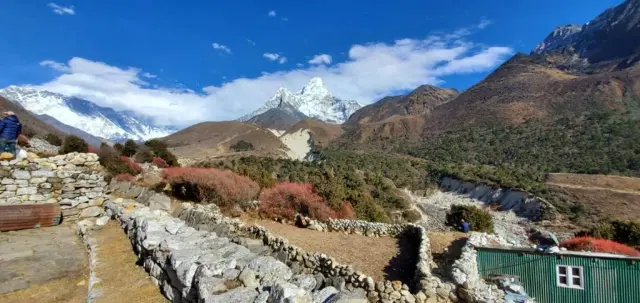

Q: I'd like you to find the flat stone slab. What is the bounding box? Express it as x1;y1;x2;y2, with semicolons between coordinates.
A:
0;223;88;294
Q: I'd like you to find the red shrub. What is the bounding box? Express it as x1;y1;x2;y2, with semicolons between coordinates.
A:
114;173;136;182
258;182;338;221
120;156;143;174
151;157;169;168
560;237;640;257
163;167;260;208
88;146;99;153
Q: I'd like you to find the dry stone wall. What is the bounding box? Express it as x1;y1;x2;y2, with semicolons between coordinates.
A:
94;197;368;303
0;152;108;221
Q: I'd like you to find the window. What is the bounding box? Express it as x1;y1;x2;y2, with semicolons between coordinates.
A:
556;265;584;289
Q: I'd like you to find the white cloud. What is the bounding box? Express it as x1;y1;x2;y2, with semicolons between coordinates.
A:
281;17;289;21
40;60;70;72
247;39;256;46
36;26;513;127
268;10;276;17
477;18;492;29
142;72;157;78
212;43;231;54
308;54;332;65
296;63;304;68
263;53;280;61
278;57;287;64
47;3;75;15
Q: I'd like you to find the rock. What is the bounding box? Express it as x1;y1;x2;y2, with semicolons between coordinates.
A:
96;216;109;227
333;288;368;303
254;291;270;303
203;287;258;303
268;282;312;303
326;277;346;291
313;274;325;291
149;193;171;211
12;170;30;180
239;268;259;289
80;206;103;218
246;256;292;286
291;274;316;292
16;187;37;195
312;286;339;303
223;268;241;280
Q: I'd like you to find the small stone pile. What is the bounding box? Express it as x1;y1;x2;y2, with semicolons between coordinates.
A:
0;152;108;221
91;197;367;303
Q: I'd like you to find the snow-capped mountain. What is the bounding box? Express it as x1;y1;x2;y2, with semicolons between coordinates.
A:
0;86;176;141
239;77;362;124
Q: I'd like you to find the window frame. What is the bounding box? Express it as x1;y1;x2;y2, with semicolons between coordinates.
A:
556;265;585;290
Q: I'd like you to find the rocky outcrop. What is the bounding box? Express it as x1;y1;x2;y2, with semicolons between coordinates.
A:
439;177;558;221
0;152;107;221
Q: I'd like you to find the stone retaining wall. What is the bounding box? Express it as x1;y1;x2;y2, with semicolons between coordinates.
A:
0;152;108;221
96;197;368;303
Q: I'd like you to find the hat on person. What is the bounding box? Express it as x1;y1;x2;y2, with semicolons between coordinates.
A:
4;111;15;116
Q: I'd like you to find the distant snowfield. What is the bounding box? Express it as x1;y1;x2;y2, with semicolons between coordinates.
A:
279;129;312;161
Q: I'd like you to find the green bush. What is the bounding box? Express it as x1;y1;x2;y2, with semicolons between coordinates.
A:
134;146;154;163
44;133;62;146
445;205;494;233
113;143;124;153
587;220;640;247
60;135;88;154
97;145;139;176
122;139;138;157
230;140;254;152
144;139;178;166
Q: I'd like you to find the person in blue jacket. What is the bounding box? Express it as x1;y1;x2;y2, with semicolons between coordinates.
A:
461;219;470;233
0;111;22;155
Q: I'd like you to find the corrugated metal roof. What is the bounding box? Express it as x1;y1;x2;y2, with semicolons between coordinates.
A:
476;245;640;261
0;203;62;231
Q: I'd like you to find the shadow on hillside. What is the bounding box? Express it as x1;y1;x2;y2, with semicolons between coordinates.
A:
383;232;419;285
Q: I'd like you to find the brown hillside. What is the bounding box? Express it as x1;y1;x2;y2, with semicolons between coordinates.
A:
547;173;640;224
345;85;458;127
423;53;640;133
285;119;342;147
163;121;285;159
348;115;427;142
0;96;64;138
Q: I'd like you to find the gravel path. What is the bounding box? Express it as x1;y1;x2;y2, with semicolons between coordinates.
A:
249;219;415;283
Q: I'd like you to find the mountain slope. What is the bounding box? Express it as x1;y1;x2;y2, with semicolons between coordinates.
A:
0;86;176;141
532;0;640;71
162;121;285;160
239;78;362;124
0;95;63;138
246;103;308;130
36;114;106;147
345;85;458;126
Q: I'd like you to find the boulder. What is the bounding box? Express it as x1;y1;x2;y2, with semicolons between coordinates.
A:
80;206;103;218
312;286;339;303
268;282;312;303
202;287;258;303
246;256;292;286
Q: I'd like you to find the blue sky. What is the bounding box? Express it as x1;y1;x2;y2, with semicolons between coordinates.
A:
0;0;623;125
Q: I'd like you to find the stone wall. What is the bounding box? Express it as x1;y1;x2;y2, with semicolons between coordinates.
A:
95;197;368;303
0;152;108;221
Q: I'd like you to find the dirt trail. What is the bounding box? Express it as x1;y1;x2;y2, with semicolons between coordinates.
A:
92;221;168;303
0;224;88;303
547;182;640;195
246;219;414;283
